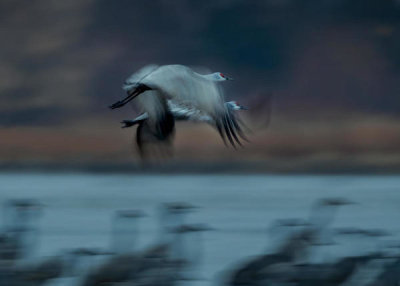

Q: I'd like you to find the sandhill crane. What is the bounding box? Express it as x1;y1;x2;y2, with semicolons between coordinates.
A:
80;225;209;286
285;254;380;286
267;219;311;253
155;202;198;244
225;220;314;286
80;203;199;286
80;209;147;286
109;64;247;151
0;248;108;286
284;228;394;286
275;198;354;264
225;198;354;286
331;228;392;286
368;259;400;286
110;210;146;255
121;100;245;128
169;224;213;280
122;101;246;158
0;199;43;264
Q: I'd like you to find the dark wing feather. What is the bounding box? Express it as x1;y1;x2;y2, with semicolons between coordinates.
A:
110;84;152;109
215;107;249;148
227;108;250;142
216;120;227;147
135;99;175;159
225;113;242;147
222;115;236;148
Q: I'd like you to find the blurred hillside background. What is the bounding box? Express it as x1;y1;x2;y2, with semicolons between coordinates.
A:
1;0;400;173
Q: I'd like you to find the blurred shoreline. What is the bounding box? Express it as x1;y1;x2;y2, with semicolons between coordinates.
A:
2;114;400;175
2;158;400;174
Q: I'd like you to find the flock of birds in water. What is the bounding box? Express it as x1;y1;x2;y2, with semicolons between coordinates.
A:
0;198;400;285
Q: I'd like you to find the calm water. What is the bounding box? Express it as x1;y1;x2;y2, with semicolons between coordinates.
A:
1;173;399;285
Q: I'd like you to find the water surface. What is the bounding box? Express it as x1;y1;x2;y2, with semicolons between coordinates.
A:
1;173;399;285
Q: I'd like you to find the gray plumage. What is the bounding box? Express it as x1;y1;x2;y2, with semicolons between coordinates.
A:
110;64;247;152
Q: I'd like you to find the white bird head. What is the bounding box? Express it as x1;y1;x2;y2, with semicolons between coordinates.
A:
205;72;233;81
225;101;247;110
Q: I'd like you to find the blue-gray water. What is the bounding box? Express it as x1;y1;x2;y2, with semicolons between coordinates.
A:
1;173;399;285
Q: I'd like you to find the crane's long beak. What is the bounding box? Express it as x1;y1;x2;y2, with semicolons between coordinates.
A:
226;76;233;80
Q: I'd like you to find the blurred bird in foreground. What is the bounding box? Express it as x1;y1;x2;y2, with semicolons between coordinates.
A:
109;64;248;158
80;203;210;286
225;198;354;286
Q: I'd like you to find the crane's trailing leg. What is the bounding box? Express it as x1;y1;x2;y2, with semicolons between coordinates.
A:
109;84;152;109
121;113;150;128
121;120;140;128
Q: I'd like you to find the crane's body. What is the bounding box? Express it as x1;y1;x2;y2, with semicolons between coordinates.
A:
109;64;247;157
121;101;245;128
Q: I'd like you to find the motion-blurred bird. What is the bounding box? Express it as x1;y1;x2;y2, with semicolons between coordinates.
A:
120;100;246;156
0;199;43;264
121;101;246;128
109;64;248;157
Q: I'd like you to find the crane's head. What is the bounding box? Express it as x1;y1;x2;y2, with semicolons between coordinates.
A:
225;101;247;110
211;72;233;81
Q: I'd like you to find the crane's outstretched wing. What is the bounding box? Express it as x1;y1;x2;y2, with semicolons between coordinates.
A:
138;65;249;148
122;102;249;148
114;64;250;149
139;65;226;119
109;83;152;109
215;107;249;148
110;65;160;109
